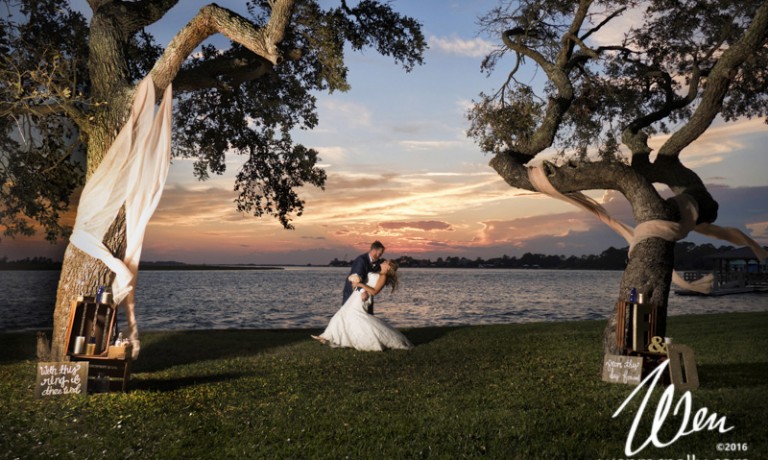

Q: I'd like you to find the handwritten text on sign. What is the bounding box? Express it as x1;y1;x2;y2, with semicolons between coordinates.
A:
602;354;643;385
35;362;89;398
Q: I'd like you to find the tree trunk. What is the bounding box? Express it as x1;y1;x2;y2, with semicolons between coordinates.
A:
49;130;129;360
48;9;134;359
46;0;298;360
489;153;679;363
602;238;674;357
50;216;126;360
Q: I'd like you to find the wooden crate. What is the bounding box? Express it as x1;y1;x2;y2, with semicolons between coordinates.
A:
615;300;667;353
80;358;132;393
64;297;131;392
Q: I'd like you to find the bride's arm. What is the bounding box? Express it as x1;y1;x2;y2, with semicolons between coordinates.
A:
354;275;387;296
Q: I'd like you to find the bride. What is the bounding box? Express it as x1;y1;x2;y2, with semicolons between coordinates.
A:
312;260;413;351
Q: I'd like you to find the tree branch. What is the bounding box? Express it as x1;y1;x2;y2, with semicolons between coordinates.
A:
619;58;702;157
502;29;552;70
0;101;66;118
555;0;592;68
657;0;768;157
580;6;627;42
122;0;180;33
627;65;700;135
149;1;295;93
636;155;719;224
173;51;273;93
87;0;110;11
489;152;670;223
498;1;594;159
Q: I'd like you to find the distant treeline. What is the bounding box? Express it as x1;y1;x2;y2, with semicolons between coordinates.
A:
329;242;740;271
0;256;62;270
0;242;741;271
0;258;281;271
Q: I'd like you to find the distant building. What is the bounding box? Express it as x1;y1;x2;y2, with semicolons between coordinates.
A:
678;246;767;295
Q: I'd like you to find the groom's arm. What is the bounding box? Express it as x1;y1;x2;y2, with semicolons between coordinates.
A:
356;274;387;296
349;255;370;301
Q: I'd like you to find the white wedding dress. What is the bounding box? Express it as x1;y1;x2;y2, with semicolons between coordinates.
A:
318;273;413;351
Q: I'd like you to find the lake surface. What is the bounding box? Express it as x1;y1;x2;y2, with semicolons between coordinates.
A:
1;267;766;332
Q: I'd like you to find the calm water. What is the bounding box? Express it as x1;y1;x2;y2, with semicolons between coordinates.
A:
1;267;766;332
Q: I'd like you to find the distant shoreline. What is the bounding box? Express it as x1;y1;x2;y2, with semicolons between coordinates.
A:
140;263;284;271
0;263;285;271
4;242;748;271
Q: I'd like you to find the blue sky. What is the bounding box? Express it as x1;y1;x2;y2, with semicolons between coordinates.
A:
3;0;767;264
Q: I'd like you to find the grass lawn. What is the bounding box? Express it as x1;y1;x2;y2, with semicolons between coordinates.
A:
1;312;766;459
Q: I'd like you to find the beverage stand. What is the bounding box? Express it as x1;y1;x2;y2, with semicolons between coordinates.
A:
63;293;132;393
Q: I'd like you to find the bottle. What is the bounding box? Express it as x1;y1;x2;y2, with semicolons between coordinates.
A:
86;336;96;355
116;332;124;346
629;287;637;304
73;336;86;354
96;285;105;304
100;286;112;305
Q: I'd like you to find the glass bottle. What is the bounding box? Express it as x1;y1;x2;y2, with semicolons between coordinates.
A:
86;336;96;355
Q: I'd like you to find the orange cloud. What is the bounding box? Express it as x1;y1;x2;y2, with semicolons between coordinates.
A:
378;220;454;232
745;221;768;240
648;118;766;168
474;215;593;246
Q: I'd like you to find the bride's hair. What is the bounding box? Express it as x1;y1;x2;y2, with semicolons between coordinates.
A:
384;260;399;292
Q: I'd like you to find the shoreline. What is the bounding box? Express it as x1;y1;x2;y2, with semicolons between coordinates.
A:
3;310;766;336
0;264;286;271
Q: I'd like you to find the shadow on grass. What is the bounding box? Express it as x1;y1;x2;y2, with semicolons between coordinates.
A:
0;325;466;366
133;328;316;373
0;331;42;363
698;362;768;389
131;371;248;392
405;325;467;346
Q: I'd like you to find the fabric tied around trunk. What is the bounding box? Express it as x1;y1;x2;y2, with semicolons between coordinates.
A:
69;76;172;359
527;166;767;294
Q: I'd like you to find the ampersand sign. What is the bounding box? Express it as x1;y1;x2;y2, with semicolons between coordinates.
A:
648;336;667;354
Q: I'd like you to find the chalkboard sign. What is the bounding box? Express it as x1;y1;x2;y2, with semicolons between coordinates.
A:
602;354;643;385
35;362;89;398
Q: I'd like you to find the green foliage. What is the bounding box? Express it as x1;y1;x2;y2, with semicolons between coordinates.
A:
1;0;426;238
469;0;768;157
0;0;90;242
467;86;543;155
632;0;768;123
175;0;425;228
1;313;766;458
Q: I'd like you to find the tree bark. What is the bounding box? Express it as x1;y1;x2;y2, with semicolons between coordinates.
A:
49;0;296;360
603;239;674;356
50;4;132;359
489;152;678;359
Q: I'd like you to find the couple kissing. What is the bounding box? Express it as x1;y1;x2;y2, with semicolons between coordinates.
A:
312;241;412;351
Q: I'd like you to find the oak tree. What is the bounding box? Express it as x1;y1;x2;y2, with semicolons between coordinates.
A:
469;0;768;356
1;0;425;359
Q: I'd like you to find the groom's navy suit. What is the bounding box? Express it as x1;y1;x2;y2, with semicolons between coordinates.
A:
343;253;381;314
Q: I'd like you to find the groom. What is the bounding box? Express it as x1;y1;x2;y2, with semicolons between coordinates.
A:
342;240;385;314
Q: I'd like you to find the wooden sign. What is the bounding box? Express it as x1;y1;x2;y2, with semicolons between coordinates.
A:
602;354;644;385
35;362;89;398
667;344;699;390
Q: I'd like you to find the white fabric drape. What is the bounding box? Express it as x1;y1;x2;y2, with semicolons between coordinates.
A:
527;166;767;294
70;77;172;358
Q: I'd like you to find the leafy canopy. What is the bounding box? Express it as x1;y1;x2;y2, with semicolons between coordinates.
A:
468;0;768;159
0;0;426;241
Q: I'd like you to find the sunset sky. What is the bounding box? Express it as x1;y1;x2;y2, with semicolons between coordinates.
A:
3;1;767;265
